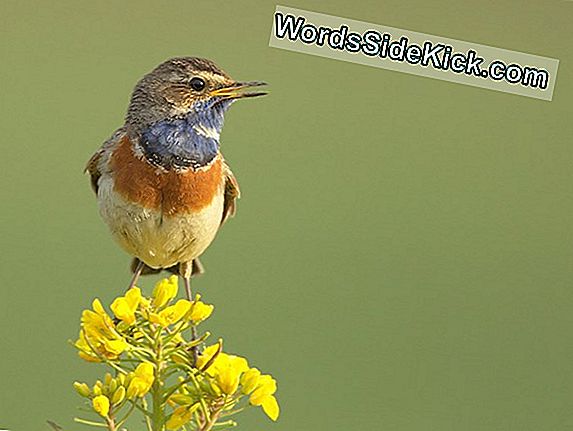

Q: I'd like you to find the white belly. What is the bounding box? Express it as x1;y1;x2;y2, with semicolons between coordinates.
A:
97;175;224;268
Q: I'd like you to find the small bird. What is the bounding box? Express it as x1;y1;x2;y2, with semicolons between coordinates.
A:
86;57;266;299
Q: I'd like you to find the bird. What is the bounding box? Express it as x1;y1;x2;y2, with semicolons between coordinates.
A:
85;57;267;299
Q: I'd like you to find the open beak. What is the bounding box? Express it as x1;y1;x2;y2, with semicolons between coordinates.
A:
210;81;268;100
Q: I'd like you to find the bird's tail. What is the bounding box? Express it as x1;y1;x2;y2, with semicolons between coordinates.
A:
130;258;205;278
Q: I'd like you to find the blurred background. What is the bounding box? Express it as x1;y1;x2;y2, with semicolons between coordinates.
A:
1;1;572;430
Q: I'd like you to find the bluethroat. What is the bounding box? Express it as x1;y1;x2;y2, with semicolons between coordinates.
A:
85;57;266;298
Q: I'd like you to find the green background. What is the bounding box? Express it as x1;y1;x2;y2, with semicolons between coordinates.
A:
1;1;572;430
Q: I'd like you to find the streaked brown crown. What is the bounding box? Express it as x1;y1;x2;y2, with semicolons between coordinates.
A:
125;57;235;129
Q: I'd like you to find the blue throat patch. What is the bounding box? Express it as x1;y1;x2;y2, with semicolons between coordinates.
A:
140;99;232;170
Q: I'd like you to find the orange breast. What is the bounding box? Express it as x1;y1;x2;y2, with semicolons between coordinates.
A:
110;135;223;216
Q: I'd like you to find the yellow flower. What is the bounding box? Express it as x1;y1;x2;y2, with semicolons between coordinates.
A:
166;406;193;430
241;368;261;394
197;345;249;376
261;395;280;421
219;354;249;375
92;395;110;417
139;296;151;309
76;298;128;361
246;372;280;421
75;330;128;362
148;313;163;326
127;362;155;398
188;297;214;323
196;345;250;395
92;298;105;314
102;338;128;356
249;375;277;405
152;276;178;309
75;331;100;362
110;287;141;325
149;300;191;327
81;299;115;340
215;364;242;395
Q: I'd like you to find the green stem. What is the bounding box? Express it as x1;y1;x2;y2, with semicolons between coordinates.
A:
200;408;222;431
105;416;117;431
73;417;108;428
151;378;164;430
188;372;210;421
151;327;165;431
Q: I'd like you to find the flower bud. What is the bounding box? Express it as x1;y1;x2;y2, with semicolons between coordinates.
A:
126;383;138;400
169;394;194;405
73;381;91;397
123;373;132;388
109;378;118;394
165;406;192;430
92;395;110;418
104;373;113;387
171;352;187;364
198;378;214;395
117;374;125;385
183;383;199;398
111;386;126;405
92;384;102;396
210;380;222;396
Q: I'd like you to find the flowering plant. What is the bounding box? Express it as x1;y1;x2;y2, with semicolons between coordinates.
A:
71;276;279;431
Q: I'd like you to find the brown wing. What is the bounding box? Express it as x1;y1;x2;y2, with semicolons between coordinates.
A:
84;128;126;194
85;150;103;194
221;162;240;225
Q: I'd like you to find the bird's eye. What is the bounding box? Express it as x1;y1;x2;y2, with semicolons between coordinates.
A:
189;77;206;91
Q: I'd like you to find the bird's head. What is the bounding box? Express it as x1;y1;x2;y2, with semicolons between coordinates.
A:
125;57;267;130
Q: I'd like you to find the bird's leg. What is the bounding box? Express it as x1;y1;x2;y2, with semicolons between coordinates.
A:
183;275;193;300
184;276;200;366
128;259;145;291
181;262;200;366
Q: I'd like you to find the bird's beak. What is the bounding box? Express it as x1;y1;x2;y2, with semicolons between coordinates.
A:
210;81;268;100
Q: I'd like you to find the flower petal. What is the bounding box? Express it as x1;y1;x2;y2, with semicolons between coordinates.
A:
261;395;280;421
